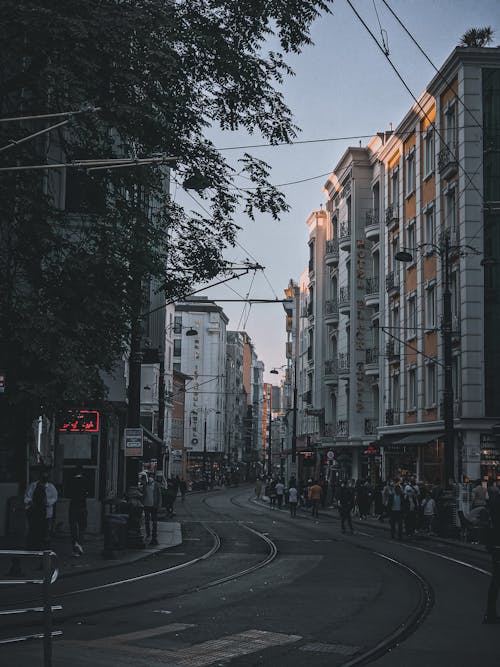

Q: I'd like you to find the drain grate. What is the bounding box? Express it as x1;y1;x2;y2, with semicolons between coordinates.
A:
300;642;361;656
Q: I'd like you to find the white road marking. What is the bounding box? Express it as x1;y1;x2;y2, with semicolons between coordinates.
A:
398;542;491;575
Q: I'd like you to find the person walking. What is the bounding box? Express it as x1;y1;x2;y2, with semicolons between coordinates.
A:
275;479;285;509
403;478;419;538
67;465;88;556
309;480;322;519
268;480;277;509
421;491;437;535
24;469;58;548
179;478;187;502
288;483;298;517
338;480;354;534
255;477;262;500
483;491;500;623
388;480;404;540
142;471;162;544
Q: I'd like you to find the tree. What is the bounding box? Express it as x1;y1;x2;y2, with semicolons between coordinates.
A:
459;26;494;48
0;0;331;481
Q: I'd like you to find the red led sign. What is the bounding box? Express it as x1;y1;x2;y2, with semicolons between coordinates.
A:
59;410;100;433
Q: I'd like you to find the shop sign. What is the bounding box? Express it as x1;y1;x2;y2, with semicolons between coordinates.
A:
125;427;143;457
59;409;100;433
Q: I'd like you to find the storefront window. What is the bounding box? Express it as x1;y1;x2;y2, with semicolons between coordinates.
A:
480;434;500;481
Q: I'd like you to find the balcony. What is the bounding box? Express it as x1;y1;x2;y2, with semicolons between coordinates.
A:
338;352;350;377
365;275;380;308
325;239;339;266
438;144;458;180
336;420;349;439
338;220;351;251
385;270;399;296
303;390;312;406
307;346;314;363
308;257;315;275
364;418;379;435
385;204;399;230
386;340;400;364
365;209;380;241
385;408;400;425
324;358;338;386
365;347;379;375
338;285;350;314
324;299;339;326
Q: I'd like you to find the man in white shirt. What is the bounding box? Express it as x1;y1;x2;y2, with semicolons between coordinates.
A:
275;480;285;509
24;469;58;548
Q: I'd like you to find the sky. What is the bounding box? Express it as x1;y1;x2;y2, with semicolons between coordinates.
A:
175;0;500;385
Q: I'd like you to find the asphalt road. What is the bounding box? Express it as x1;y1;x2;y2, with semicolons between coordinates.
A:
1;486;496;666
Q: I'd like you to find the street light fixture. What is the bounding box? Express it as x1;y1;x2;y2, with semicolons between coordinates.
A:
394;233;479;485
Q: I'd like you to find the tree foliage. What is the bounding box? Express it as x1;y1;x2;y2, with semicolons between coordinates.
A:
0;0;330;435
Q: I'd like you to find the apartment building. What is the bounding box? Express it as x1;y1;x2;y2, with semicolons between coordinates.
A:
378;46;500;484
288;46;500;486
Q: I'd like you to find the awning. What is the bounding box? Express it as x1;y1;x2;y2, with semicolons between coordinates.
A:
396;431;444;446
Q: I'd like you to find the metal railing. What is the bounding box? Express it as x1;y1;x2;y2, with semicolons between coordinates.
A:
0;550;61;666
365;209;379;227
365;347;379;365
365;276;379;295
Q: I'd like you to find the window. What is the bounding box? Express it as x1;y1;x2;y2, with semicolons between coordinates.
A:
424;128;435;176
391;168;399;208
445;188;456;233
391;374;400;412
408;295;417;338
444;102;457;149
408;368;417;410
407;221;416;261
173;339;182;357
406;150;416;196
173;315;182;334
450;270;459;321
426;363;437;406
424;206;435;248
425;283;436;329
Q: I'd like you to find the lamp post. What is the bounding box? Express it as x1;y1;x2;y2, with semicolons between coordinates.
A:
394;232;476;485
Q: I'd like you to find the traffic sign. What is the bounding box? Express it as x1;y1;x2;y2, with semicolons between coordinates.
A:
125;428;143;457
327;450;335;460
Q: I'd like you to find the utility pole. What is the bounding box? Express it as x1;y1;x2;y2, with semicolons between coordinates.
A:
267;402;272;478
202;410;207;483
442;232;455;485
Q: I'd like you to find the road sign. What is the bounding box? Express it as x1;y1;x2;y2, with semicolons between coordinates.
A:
327;450;335;460
125;428;143;457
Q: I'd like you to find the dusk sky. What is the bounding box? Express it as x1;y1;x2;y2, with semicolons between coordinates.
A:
174;0;500;384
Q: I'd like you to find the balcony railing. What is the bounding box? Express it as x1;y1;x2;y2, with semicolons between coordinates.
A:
303;390;312;405
325;299;339;320
385;270;399;293
365;347;379;365
324;358;338;375
364;418;379;435
365;209;379;227
385;204;398;226
386;340;400;361
308;257;314;274
325;239;339;260
338;352;350;374
438;144;458;178
365;275;379;295
385;408;400;425
336;420;349;438
339;285;350;308
324;422;335;437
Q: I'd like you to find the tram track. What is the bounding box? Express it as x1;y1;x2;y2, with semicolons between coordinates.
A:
1;493;280;633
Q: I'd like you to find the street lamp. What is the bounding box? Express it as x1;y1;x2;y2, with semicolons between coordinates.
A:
394;232;479;486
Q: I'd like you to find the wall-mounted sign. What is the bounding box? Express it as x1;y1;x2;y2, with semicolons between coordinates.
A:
125;427;143;457
59;409;100;433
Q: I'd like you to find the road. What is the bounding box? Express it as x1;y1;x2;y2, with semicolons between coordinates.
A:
1;486;496;666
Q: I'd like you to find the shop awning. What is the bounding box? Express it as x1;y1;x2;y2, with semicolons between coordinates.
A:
396;431;444;446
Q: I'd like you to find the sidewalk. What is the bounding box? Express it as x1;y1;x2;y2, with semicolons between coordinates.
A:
258;496;486;555
0;520;182;580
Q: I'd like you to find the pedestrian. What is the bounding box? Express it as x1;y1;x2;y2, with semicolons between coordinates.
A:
269;480;277;509
421;491;437;534
404;478;419;538
67;465;88;556
483;491;500;623
472;479;487;509
356;481;370;519
388;480;404;540
179;478;187;502
338;480;354;534
142;471;162;544
275;479;285;509
255;477;262;500
288;483;298;517
24;469;58;549
309;480;322;519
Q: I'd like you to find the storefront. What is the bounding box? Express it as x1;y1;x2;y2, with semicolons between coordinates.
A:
381;431;444;482
480;434;500;482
